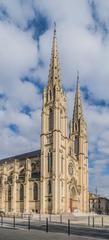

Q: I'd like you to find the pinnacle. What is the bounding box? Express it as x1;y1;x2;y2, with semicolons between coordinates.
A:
73;73;83;122
48;24;61;87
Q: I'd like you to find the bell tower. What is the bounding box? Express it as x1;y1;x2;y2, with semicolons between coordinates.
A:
70;73;88;212
40;24;68;214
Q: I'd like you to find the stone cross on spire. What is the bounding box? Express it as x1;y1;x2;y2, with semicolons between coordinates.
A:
54;21;56;34
48;22;61;87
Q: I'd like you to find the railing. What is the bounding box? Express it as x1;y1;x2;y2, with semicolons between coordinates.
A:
0;214;109;239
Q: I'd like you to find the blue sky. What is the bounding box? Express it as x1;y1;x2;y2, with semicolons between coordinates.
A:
0;0;109;197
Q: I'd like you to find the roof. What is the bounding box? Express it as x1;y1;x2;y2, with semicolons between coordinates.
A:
89;192;109;201
0;149;41;164
98;196;109;201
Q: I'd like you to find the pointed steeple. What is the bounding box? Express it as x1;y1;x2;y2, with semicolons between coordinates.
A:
73;72;83;122
48;23;61;87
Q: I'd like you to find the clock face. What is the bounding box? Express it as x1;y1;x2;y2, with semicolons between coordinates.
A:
68;162;74;176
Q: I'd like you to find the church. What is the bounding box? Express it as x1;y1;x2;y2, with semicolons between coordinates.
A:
0;26;88;215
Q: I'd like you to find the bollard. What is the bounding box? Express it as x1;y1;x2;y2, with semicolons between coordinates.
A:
1;216;3;226
93;216;94;228
68;219;70;236
1;216;2;226
13;215;15;229
101;216;103;227
49;214;51;222
88;216;90;226
28;215;30;231
39;213;41;222
46;218;48;232
60;214;62;224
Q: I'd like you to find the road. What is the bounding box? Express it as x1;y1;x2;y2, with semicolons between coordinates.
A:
0;227;108;240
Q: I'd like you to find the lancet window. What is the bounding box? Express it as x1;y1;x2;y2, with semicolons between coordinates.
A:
48;151;53;173
33;182;38;201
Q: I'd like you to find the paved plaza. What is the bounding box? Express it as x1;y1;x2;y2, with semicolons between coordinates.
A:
31;213;109;228
0;227;108;240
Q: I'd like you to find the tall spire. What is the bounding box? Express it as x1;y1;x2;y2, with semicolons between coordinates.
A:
73;72;83;123
48;23;61;86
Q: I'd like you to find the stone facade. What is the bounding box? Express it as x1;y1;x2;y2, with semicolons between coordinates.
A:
0;151;40;214
0;26;88;215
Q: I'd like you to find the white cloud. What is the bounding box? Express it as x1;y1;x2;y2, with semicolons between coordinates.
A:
0;0;35;28
0;16;40;158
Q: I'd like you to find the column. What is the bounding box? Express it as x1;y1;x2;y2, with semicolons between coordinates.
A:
1;162;7;212
12;160;19;213
24;159;31;213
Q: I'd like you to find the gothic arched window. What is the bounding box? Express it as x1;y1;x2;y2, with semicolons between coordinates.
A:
48;152;53;172
74;136;79;155
20;184;24;201
49;108;54;131
78;119;80;132
8;184;11;212
75;122;77;131
34;182;38;201
8;185;11;201
48;180;52;194
47;92;48;102
50;90;52;100
19;168;25;181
